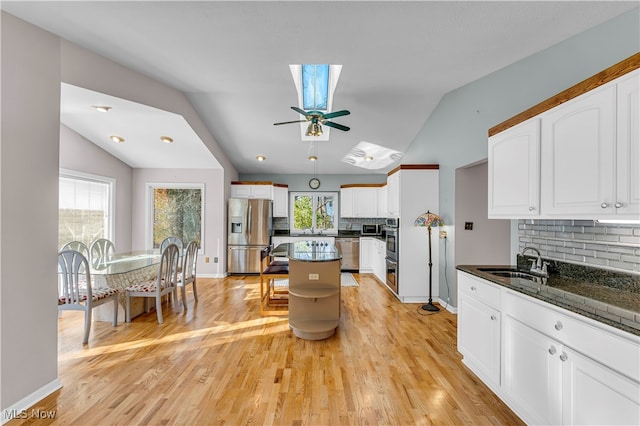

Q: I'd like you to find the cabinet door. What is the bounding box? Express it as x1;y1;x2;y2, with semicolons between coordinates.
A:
359;237;373;272
502;315;562;425
231;185;252;198
386;172;400;217
458;294;501;386
250;184;273;199
374;240;386;282
488;118;540;218
354;187;378;217
616;70;640;217
273;186;288;217
340;188;355;218
561;346;640;426
377;186;387;218
541;84;616;216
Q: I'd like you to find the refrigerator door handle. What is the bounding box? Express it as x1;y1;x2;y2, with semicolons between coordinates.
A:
247;203;252;236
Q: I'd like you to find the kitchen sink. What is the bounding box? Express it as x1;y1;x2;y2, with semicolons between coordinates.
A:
477;267;539;281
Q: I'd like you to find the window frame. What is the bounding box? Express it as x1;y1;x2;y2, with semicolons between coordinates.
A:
289;191;339;235
59;168;115;247
146;182;205;252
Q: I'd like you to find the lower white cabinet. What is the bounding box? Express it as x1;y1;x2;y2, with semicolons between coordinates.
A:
373;239;386;283
457;271;640;426
359;237;374;273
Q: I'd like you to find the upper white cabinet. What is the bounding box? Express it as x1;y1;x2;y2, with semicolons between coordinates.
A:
488;118;540;218
272;185;289;217
386;171;400;218
540;83;616;217
231;181;289;217
340;185;382;218
377;185;387;218
488;60;640;220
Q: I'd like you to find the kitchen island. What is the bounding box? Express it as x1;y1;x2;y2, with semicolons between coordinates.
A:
272;241;342;340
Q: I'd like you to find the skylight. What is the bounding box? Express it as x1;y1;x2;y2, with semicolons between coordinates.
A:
302;64;329;111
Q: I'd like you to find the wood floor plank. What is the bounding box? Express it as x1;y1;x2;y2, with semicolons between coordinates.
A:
8;274;523;425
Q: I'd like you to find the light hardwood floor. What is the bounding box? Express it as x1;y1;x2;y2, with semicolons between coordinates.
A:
12;274;523;425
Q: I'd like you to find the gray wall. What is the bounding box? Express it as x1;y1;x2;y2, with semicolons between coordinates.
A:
404;8;640;306
1;12;61;412
60;124;134;252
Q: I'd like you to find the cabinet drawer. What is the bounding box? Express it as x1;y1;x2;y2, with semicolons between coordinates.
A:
458;272;501;310
503;290;640;381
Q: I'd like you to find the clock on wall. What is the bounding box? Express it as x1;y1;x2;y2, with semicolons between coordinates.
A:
309;178;321;190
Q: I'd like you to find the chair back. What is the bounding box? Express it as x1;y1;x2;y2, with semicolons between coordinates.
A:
160;236;184;253
58;250;92;305
61;241;89;259
182;240;198;283
157;243;180;293
89;238;115;268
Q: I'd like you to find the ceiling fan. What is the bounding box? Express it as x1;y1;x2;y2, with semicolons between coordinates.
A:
274;106;350;136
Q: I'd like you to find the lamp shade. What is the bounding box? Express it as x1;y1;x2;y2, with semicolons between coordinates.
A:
414;211;444;228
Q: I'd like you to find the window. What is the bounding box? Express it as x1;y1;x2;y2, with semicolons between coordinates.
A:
58;170;114;248
302;64;329;111
290;192;338;234
149;184;203;249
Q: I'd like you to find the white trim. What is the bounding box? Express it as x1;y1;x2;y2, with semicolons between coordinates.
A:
59;168;116;246
197;273;227;279
1;379;62;424
146;182;205;253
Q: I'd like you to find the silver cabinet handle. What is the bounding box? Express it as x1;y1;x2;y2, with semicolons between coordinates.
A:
615;202;623;208
548;346;557;355
601;202;609;208
529;206;535;211
490;315;496;321
470;286;477;291
554;321;563;331
560;352;568;362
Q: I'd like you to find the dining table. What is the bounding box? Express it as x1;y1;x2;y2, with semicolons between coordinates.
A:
90;249;171;322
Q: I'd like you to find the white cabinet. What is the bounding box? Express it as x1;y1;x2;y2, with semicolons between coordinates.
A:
273;185;289;217
373;239;386;283
386;171;400;218
615;70;640;217
359;237;374;273
457;272;502;388
377;185;387;218
340;186;379;218
540;83;616;217
231;182;273;199
501;289;640;426
488;118;540;218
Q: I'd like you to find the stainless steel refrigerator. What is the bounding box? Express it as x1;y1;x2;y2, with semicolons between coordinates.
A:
227;198;272;274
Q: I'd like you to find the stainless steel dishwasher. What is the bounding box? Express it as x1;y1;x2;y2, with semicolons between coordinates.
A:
335;237;359;271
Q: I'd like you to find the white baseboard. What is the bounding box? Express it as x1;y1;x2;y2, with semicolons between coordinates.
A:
1;379;62;424
196;273;227;279
438;297;458;314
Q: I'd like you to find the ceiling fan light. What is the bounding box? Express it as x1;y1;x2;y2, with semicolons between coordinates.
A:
110;135;124;143
305;122;323;137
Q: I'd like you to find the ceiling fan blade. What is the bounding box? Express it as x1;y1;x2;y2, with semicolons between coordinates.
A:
322;109;350;119
323;121;350;132
290;106;309;117
273;119;307;126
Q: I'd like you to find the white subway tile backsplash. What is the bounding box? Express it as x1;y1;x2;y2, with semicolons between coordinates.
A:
518;219;640;274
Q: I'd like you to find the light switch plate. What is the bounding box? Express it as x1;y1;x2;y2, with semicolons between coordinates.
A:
309;273;319;280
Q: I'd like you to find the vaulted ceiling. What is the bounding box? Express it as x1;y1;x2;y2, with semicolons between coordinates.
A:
3;1;636;174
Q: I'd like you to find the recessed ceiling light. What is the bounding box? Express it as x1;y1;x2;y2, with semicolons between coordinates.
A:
308;155;318;161
110;135;124;143
92;105;112;112
256;155;266;161
160;136;174;144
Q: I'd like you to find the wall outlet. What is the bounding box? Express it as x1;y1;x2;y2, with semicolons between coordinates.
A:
214;257;218;263
309;273;319;280
205;256;210;263
464;222;474;230
439;230;447;239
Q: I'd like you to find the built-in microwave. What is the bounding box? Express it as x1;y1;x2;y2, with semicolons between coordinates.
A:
361;224;382;236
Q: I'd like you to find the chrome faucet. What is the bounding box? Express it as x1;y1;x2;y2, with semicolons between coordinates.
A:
521;246;549;277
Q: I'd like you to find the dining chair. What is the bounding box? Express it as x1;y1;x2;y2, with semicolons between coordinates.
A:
160;236;183;253
259;246;289;316
177;240;199;310
89;238;115;269
61;241;89;259
125;243;180;324
58;249;119;344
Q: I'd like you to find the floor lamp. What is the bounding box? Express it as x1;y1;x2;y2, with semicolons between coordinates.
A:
414;211;444;312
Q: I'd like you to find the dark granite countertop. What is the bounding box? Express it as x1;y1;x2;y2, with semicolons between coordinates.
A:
272;241;341;262
272;231;385;240
457;264;640;336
